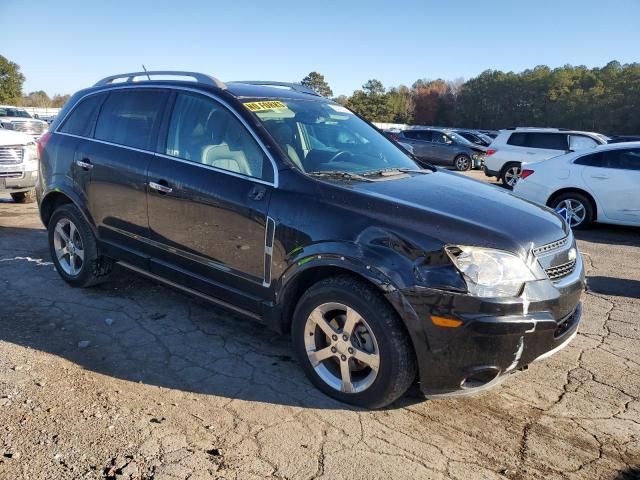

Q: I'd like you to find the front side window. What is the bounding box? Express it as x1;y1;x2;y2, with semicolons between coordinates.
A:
431;131;450;144
59;94;106;137
165;93;273;182
94;89;167;150
247;99;417;174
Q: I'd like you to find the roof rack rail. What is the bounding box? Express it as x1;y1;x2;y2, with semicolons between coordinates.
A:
229;81;323;97
94;71;227;89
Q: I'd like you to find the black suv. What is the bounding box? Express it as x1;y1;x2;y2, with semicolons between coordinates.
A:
37;71;585;408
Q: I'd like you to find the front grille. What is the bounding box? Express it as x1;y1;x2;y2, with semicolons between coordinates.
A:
0;172;23;178
9;121;47;135
0;146;24;165
533;236;569;256
545;259;576;281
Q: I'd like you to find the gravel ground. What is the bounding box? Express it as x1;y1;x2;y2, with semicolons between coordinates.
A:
0;179;639;480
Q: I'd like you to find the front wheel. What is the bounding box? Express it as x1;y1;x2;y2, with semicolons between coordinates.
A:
292;276;417;409
453;154;471;171
10;190;36;203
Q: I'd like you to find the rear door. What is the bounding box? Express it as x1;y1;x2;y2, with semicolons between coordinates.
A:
85;88;169;263
146;91;276;312
580;148;640;224
524;132;569;162
430;131;451;165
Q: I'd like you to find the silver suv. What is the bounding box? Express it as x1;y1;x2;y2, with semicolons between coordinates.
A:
0;129;39;203
0;106;49;140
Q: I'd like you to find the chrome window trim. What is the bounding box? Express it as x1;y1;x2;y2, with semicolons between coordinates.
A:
53;84;279;187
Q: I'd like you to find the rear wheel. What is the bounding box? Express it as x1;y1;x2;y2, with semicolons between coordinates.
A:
10;190;36;203
292;276;416;409
453;154;472;171
48;204;113;287
501;163;521;188
549;192;594;229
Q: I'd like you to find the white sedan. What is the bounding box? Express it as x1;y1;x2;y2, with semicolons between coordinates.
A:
513;142;640;229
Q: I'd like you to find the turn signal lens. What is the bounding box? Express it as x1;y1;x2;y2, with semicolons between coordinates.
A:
431;316;463;328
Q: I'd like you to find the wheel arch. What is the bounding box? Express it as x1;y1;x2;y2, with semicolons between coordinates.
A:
546;187;598;221
499;160;521;179
40;189;96;230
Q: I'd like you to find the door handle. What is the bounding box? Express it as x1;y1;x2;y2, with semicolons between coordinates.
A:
148;181;173;194
75;159;93;170
590;174;609;179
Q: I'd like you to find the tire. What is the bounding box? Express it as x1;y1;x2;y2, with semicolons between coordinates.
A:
549;192;594;229
291;275;417;409
500;162;521;189
48;204;113;287
453;154;471;171
10;190;36;203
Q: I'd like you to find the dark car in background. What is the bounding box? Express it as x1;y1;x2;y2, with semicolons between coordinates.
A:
395;128;486;170
37;71;585;408
453;129;493;147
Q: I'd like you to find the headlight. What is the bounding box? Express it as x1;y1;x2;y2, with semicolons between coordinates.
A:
446;246;536;297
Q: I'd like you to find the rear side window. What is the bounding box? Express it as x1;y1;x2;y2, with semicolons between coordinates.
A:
165;93;273;182
506;132;528;146
94;90;167;150
58;94;106;137
526;133;567;150
574;152;604;167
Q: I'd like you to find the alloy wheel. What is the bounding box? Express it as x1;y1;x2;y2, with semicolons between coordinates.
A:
303;302;380;394
504;166;521;187
555;199;587;228
455;156;470;171
53;218;85;276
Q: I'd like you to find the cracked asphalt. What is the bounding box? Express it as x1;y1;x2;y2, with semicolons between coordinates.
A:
0;185;639;480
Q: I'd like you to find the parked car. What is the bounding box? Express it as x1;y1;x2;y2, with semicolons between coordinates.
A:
453;129;492;147
484;128;607;188
513;142;640;229
395;128;486;170
37;71;584;408
382;129;415;154
607;134;640;144
0;128;39;203
0;106;49;140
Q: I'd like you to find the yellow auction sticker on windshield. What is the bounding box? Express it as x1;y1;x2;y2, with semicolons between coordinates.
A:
243;101;287;112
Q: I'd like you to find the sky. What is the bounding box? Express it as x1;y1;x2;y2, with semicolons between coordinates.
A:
2;0;639;97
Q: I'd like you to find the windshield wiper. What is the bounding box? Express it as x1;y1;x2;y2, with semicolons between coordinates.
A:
308;171;374;182
360;167;433;176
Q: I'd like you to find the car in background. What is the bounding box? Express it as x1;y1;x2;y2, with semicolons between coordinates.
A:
0;128;39;203
382;129;415;155
484;128;607;188
0;106;49;140
607;134;640;144
395;128;486;171
513;142;640;229
453;129;492;147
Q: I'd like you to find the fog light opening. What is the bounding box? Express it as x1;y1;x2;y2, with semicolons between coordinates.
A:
460;367;501;389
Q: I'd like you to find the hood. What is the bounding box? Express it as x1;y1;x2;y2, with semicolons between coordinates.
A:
338;170;568;255
0;129;34;146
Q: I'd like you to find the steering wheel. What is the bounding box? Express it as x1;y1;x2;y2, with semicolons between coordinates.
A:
327;150;352;164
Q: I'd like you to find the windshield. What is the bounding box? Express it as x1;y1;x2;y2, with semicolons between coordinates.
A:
0;108;32;118
244;99;418;174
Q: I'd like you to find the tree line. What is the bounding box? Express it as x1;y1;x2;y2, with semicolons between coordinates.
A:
0;56;70;108
302;62;640;135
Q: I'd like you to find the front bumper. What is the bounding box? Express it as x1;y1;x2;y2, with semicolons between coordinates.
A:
0;169;38;193
390;255;585;396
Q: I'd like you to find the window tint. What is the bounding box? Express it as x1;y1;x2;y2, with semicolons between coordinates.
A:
526;133;567;150
417;130;432;141
574;152;604;167
603;149;640;171
507;132;528;146
94;90;167;150
403;131;419;139
59;94;106;137
432;131;449;144
165;93;273;182
569;135;599;150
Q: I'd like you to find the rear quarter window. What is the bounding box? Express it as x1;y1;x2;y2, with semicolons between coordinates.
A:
506;132;528;147
526;133;567;150
574;152;604;167
58;94;106;137
94;89;167;150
